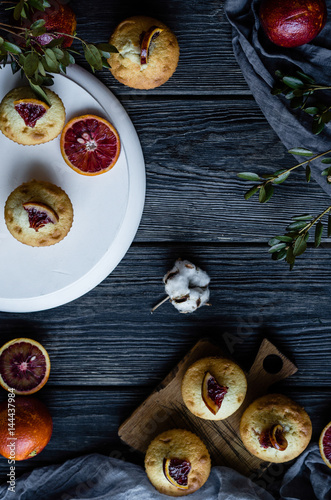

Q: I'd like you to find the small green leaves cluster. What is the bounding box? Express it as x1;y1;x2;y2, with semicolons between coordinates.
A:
0;1;118;104
272;69;331;135
237;147;331;203
268;208;331;269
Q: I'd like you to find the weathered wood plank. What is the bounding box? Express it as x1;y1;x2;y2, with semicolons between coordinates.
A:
0;245;330;386
120;98;331;243
71;0;249;95
0;388;328;483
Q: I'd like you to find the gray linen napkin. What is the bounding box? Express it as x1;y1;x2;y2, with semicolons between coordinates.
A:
224;0;331;195
0;444;329;499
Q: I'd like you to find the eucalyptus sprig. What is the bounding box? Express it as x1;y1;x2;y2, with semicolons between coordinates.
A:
0;1;118;104
268;207;331;269
273;69;331;135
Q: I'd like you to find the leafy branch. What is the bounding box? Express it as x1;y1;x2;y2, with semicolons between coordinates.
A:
238;147;331;203
268;207;331;269
273;69;331;135
0;0;118;104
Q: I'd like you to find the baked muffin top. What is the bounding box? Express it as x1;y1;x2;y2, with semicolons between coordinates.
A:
145;429;211;497
4;180;73;247
181;356;247;420
0;87;65;145
240;393;312;463
108;16;179;89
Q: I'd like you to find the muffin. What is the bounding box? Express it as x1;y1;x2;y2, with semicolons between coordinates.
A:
4;180;73;247
240;394;312;463
108;15;179;89
145;429;210;497
0;87;65;145
181;357;247;420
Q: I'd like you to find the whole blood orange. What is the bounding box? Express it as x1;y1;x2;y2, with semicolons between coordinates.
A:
0;397;53;461
60;115;121;176
0;338;51;395
20;0;77;48
319;421;331;468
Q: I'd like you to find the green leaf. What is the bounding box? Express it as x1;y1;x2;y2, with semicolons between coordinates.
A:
274;235;293;242
259;185;266;203
296;71;315;84
271;86;284;96
30;19;46;36
304;107;319;115
328;213;331;238
68;53;75;65
237;172;261;181
306;164;311;183
28;81;51;106
244;185;259;200
293;235;307;256
273;170;290;184
96;42;118;58
275;69;284;79
38;60;46;76
286;246;295;268
24;52;39;76
44;49;60;72
321;166;331;176
13;0;24;20
275;248;287;261
315;221;323;247
286;221;310;231
312;119;325;135
292;214;313;221
52;48;64;60
321;158;331;164
84;44;103;71
269;242;287;253
282;76;304;89
0;37;3;47
3;42;22;55
264;183;274;203
28;0;47;10
322;110;331;124
46;37;65;48
288;148;314;156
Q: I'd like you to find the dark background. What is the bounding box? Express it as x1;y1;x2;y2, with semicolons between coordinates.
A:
0;0;330;491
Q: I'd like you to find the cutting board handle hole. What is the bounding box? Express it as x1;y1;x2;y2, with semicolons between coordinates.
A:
263;354;283;374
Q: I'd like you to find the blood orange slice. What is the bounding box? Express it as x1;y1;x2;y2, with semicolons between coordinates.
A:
163;458;191;489
14;98;49;128
319;421;331;468
0;338;51;395
60;115;121;176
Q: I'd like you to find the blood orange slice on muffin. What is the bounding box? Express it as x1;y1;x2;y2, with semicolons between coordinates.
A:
14;98;49;128
60;115;121;176
0;338;50;395
319;421;331;468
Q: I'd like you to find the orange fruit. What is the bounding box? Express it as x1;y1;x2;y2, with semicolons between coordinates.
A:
140;26;164;64
14;98;49;128
0;397;53;460
319;421;331;468
60;115;121;176
164;458;191;489
0;338;51;395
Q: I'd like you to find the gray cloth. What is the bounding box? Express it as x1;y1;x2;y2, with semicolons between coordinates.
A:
0;444;329;499
225;0;331;195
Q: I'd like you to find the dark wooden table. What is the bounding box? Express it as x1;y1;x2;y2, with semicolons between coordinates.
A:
0;0;330;493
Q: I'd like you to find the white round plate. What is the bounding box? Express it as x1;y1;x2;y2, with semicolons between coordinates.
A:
0;64;145;313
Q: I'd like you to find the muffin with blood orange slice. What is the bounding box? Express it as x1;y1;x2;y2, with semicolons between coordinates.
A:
145;429;211;496
4;179;73;247
181;357;247;420
240;394;312;463
60;115;121;176
108;16;179;89
0;86;65;145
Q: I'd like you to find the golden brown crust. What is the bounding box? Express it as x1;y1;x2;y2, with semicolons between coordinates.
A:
181;357;247;420
240;394;312;463
4;180;73;247
0;87;65;145
145;429;211;497
108;16;179;89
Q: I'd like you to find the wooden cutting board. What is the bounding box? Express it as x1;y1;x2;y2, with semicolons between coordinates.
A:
119;338;297;478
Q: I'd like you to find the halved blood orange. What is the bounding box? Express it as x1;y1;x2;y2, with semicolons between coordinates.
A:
0;338;51;395
319;421;331;468
14;98;49;128
60;115;121;176
163;458;191;489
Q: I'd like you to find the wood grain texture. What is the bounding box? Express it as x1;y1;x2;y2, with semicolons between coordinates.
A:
119;339;297;476
0;387;329;483
0;246;330;387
